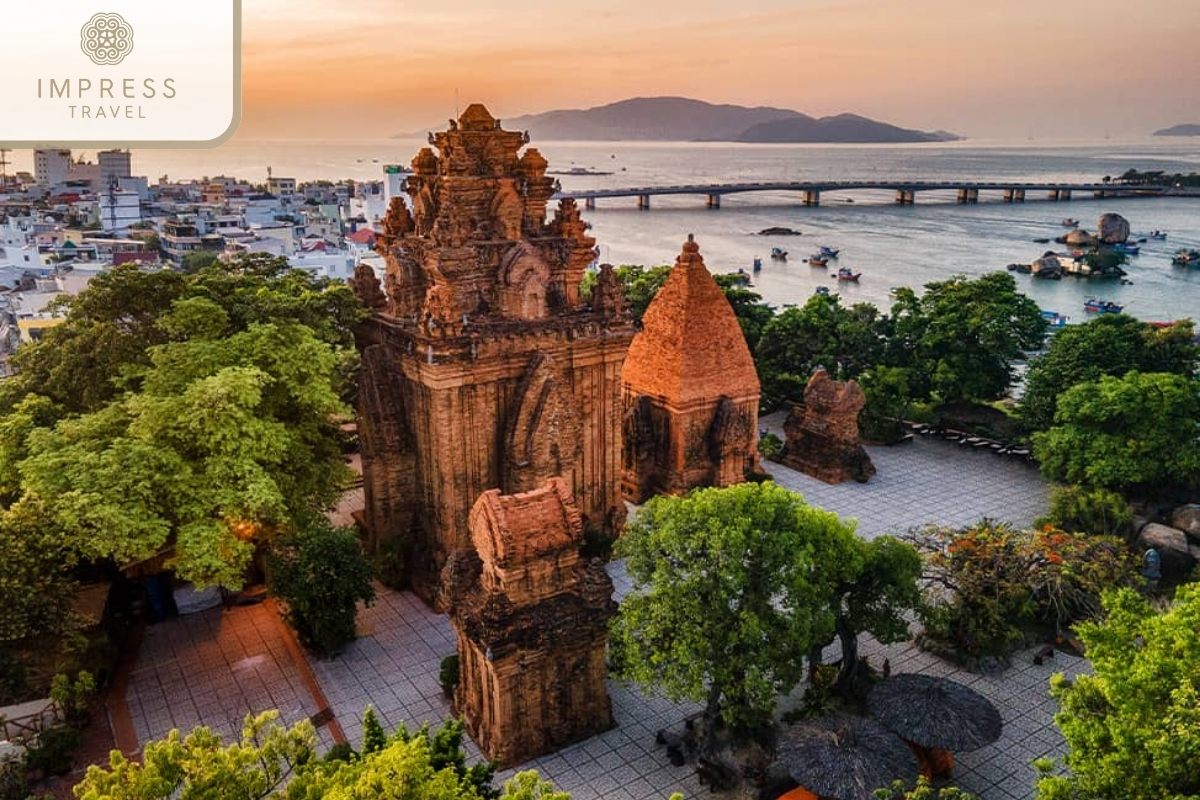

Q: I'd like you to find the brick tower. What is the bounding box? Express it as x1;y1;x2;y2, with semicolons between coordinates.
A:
353;104;634;603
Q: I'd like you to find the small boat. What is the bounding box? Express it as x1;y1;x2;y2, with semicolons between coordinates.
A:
731;268;754;287
752;257;763;272
1061;218;1079;227
1084;298;1123;314
1041;310;1069;328
814;286;830;296
808;255;828;267
819;245;840;258
770;247;788;261
835;267;862;282
1171;249;1199;266
1112;242;1140;255
1136;230;1168;240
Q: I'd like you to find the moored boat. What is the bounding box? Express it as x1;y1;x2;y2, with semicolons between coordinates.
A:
752;257;763;272
1083;298;1123;314
1171;249;1199;266
1041;309;1069;328
814;285;830;296
808;255;828;266
835;267;862;282
819;245;840;258
1112;242;1140;255
1061;218;1079;227
770;247;788;260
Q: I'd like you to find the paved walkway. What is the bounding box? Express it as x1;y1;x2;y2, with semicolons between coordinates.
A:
124;435;1069;800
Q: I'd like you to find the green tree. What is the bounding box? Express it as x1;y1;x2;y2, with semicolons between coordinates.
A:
267;520;376;655
875;779;981;799
0;498;79;647
888;273;1046;405
361;707;387;755
1035;586;1200;800
614;264;673;324
609;482;861;734
1032;371;1200;499
755;294;886;409
17;319;352;588
73;711;318;800
810;536;922;697
1019;315;1198;434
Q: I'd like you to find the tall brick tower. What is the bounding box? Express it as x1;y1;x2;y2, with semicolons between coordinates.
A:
353;104;634;604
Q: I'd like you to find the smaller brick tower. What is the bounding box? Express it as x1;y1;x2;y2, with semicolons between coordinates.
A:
446;478;616;768
619;235;762;503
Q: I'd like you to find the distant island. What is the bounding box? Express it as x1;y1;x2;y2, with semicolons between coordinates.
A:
1153;123;1200;137
396;97;960;144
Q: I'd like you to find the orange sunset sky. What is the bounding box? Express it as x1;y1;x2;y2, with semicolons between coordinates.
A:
239;0;1195;141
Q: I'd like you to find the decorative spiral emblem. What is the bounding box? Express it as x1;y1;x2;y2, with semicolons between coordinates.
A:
80;12;134;65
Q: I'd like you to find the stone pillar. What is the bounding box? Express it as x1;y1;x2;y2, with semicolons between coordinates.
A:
803;189;821;206
959;188;970;204
637;194;651;210
895;189;915;205
1048;188;1060;201
1061;189;1072;200
584;196;596;210
1014;188;1025;202
706;193;721;209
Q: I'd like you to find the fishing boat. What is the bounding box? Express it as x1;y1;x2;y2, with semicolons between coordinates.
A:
1041;310;1069;328
808;255;828;267
1112;242;1140;255
1061;218;1079;227
835;267;862;282
752;257;763;272
1083;298;1123;314
1136;230;1168;240
770;247;788;261
819;245;840;258
1171;249;1199;266
814;286;830;296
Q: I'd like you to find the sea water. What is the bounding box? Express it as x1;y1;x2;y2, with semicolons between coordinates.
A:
130;138;1200;322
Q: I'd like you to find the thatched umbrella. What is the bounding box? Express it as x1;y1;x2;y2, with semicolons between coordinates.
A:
867;674;1003;752
776;716;918;800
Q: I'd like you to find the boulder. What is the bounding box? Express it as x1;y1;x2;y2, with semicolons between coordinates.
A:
1097;213;1131;244
1169;504;1200;542
1064;229;1097;246
1031;254;1063;276
1137;523;1196;578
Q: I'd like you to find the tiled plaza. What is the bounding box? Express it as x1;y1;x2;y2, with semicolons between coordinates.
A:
122;433;1076;800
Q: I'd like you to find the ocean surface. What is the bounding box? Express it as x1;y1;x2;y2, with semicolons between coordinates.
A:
89;139;1200;322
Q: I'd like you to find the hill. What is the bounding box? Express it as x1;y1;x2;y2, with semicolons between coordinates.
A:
736;113;959;143
396;97;958;143
1153;123;1200;136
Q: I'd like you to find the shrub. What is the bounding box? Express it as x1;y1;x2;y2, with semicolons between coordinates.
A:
757;432;783;461
1043;485;1133;539
49;670;95;725
24;726;81;777
267;519;376;655
908;521;1137;657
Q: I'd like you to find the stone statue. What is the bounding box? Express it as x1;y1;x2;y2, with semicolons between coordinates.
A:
349;263;387;310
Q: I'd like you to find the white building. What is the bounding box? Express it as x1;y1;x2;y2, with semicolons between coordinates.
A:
97;189;143;233
34;149;72;187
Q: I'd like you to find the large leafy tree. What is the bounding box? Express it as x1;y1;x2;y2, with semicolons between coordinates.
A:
608;481;861;733
888;272;1046;404
755;293;886;409
1035;586;1200;800
1;256;362;593
1032;371;1200;499
1019;315;1198;434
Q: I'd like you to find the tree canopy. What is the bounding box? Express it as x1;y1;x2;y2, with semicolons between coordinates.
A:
1019;315;1198;434
888;272;1046;405
1032;371;1200;499
608;481;861;732
754;293;886;409
0;255;363;593
1035;586;1200;800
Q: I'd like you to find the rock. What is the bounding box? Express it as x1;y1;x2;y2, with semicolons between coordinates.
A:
1169;504;1200;542
758;227;801;236
1031;254;1063;277
1064;229;1097;246
1137;523;1196;578
1097;213;1131;244
780;369;876;484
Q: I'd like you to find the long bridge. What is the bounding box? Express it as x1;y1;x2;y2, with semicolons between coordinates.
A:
554;181;1195;209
